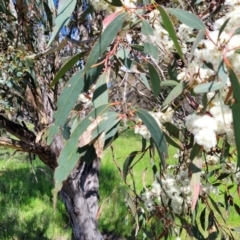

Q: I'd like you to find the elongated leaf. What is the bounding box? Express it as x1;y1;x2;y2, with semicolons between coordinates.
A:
48;64;103;144
160;80;178;87
163;131;183;150
207;210;215;231
148;63;161;97
194;61;227;94
43;1;53;30
53;104;112;202
208;194;226;223
104;122;120;149
141;20;159;61
136;109;168;167
190;157;202;210
233;27;240;36
191;225;205;240
103;0;123;6
93;71;109;108
123;151;139;181
47;69;85;144
158;6;184;60
47;0;56;16
194;80;226;94
48;0;77;46
200;207;206;231
189;29;205;62
190;143;202;161
218;18;231;39
79;112;120;147
229;68;240;167
50;52;86;88
163;81;186;106
139;73;150;90
85;13;126;70
166;8;205;30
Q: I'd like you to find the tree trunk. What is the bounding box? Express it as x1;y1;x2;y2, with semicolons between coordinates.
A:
61;158;104;240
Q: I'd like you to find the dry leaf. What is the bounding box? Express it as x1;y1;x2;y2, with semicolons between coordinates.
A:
93;131;105;158
78;115;106;147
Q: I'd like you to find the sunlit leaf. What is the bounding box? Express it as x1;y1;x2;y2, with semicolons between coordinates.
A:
158;6;184;60
166;8;206;29
190;157;202;210
189;29;205;61
93;70;109;108
160;80;178;87
47;69;85;144
48;0;77;46
194;61;227;94
53;104;112;205
78;112;120;147
163;81;186;106
51;52;86;88
136;109;168;168
85;13;126;70
141;19;159;61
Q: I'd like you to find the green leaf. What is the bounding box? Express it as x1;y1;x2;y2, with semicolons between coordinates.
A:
78;112;120;147
200;207;206;231
163;81;186;106
85;13;126;71
194;80;226;94
131;45;144;52
163;131;183;150
136;109;168;168
50;52;86;88
208;194;226;223
92;71;109;108
103;0;123;6
166;8;206;30
116;48;131;59
141;20;159;61
43;1;53;30
47;69;85;144
139;73;150;90
148;63;161;97
234;203;240;216
233;27;240;36
123;151;139;181
217;172;230;181
48;0;77;46
194;61;227;94
190;157;202;210
229;68;240;167
190;143;202;161
160;80;178;87
218;17;231;39
207;210;215;231
53;104;112;202
189;29;206;62
158;6;184;61
104;122;120;149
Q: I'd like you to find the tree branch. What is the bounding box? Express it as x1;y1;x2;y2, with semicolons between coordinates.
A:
0;115;36;142
0;137;57;169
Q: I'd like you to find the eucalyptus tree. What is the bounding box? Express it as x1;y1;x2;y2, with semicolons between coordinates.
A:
1;0;240;239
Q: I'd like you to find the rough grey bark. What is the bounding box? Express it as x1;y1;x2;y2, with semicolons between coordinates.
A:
61;159;104;240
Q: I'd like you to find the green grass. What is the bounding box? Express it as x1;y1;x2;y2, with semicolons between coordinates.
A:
0;150;71;240
0;129;240;239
